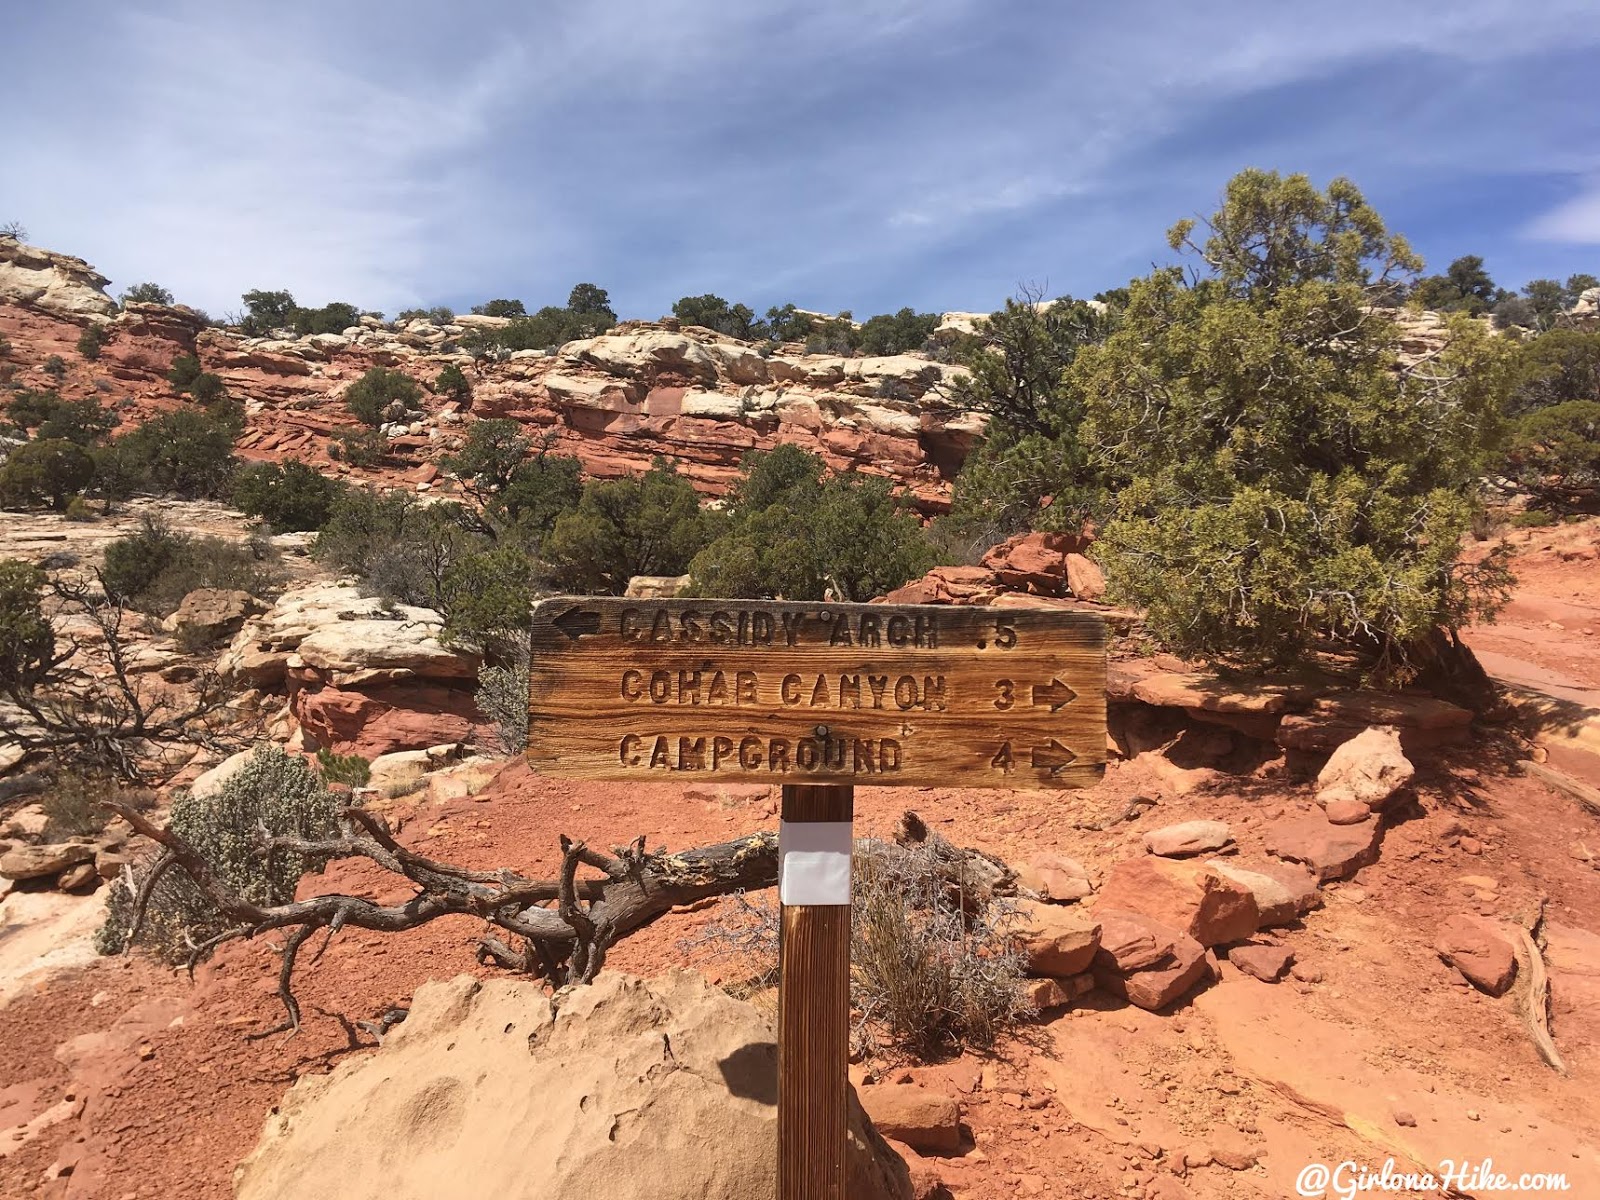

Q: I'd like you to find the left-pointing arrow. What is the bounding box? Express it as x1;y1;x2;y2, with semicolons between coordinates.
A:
552;606;601;642
1029;739;1077;773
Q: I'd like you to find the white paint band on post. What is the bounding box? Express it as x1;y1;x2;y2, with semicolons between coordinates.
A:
778;821;853;906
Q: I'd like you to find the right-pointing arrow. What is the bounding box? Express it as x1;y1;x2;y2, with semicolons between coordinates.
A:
1030;677;1079;711
1030;739;1078;773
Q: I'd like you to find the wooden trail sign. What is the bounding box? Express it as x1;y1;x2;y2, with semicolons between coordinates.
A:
526;597;1107;790
525;595;1107;1200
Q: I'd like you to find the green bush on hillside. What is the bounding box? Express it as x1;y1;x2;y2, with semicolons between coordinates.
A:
232;459;346;532
345;367;423;427
1505;401;1600;514
0;439;95;510
1078;170;1513;673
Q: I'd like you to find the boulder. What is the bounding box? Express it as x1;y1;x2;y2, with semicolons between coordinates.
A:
1063;553;1105;601
1013;852;1093;901
189;748;255;800
163;588;264;641
1092;911;1210;1011
1436;914;1517;996
0;842;94;881
980;532;1082;595
293;619;478;682
1204;858;1321;927
1024;974;1093;1011
881;566;999;607
235;971;912;1200
1143;820;1233;858
57;861;98;891
623;574;692;599
1315;725;1413;811
0;803;49;840
1265;814;1384;883
1095;857;1258;947
291;682;483;758
366;744;465;796
0;237;117;317
856;1085;961;1155
1227;943;1294;982
1011;901;1101;976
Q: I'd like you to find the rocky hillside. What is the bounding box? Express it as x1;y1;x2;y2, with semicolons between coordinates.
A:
0;237;982;511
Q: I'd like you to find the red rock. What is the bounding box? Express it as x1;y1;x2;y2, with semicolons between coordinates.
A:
882;1139;945;1200
980;532;1083;595
1092;911;1210;1011
1265;814;1384;882
1063;553;1106;600
1143;820;1233;858
1014;852;1093;901
1012;901;1101;976
291;682;485;758
1228;943;1294;982
1323;799;1373;826
1095;857;1259;947
1436;914;1517;996
857;1085;962;1155
1205;858;1321;926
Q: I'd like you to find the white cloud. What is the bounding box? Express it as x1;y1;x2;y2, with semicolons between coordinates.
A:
1526;181;1600;244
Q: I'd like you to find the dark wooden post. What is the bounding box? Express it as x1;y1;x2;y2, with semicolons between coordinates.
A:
777;782;855;1200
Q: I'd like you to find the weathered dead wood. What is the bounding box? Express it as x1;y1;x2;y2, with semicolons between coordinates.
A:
107;799;778;1035
1522;760;1600;817
1516;901;1567;1075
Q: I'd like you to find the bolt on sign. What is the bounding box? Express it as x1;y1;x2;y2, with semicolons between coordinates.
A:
526;597;1106;790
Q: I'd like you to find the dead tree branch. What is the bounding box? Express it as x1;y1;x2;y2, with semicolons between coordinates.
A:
106;799;778;1035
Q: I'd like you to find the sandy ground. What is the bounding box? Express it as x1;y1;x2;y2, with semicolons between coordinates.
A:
2;522;1599;1199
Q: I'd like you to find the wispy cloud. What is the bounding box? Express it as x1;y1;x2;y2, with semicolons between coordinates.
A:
3;0;1597;318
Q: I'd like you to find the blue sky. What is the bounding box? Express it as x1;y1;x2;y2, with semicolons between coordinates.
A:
5;0;1598;321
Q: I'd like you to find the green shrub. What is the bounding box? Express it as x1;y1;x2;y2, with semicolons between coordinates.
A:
315;748;371;786
0;438;95;510
546;459;711;594
1505;401;1600;514
442;418;529;493
0;559;53;692
292;301;360;337
6;391;117;446
1510;509;1559;528
232;459;345;532
41;769;118;838
500;451;584;539
167;353;203;391
345;367;423;427
855;307;940;356
433;363;472;404
120;282;175;306
472;299;525;318
116;403;241;498
476;648;530;756
64;495;94;522
672;294;761;340
1505;330;1600;418
42;355;67;379
77;325;105;361
329;427;388;467
102;516;279;614
97;745;339;960
687;445;935;602
1078;170;1512;672
187;372;227;405
239;289;297;336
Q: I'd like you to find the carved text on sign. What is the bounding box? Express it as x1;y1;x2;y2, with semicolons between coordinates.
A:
528;598;1107;791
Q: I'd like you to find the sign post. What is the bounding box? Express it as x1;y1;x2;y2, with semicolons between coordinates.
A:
526;597;1106;1200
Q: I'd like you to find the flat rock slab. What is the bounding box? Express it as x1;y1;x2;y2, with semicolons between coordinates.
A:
0;842;93;881
1144;820;1233;858
1014;852;1094;901
857;1084;963;1156
1278;693;1471;753
1228;943;1294;982
1206;858;1321;927
1092;911;1210;1011
1012;901;1101;976
1097;857;1258;947
1264;815;1383;883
